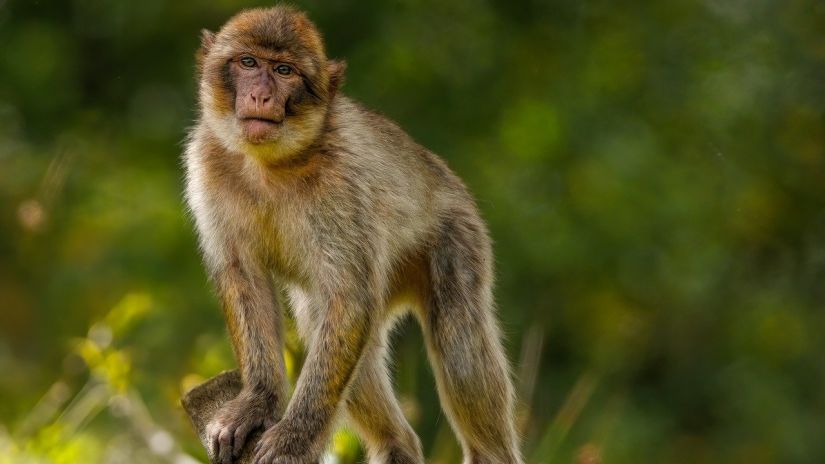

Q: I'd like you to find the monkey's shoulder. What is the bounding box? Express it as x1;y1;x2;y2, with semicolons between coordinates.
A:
325;97;418;152
323;96;461;186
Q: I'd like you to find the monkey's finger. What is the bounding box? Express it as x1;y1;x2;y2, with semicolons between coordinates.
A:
251;441;269;464
218;428;234;464
232;421;255;458
251;448;270;464
209;432;221;463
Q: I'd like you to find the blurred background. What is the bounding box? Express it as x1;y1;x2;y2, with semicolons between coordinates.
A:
1;0;824;462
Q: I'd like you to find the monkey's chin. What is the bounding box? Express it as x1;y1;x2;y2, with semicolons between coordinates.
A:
241;119;282;144
207;109;325;163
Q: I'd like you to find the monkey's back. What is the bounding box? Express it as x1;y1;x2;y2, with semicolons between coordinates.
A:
321;96;493;277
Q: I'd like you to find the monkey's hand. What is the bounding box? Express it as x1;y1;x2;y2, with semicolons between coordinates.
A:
206;389;280;464
251;420;317;464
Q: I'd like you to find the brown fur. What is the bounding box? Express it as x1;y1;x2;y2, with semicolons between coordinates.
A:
184;6;522;464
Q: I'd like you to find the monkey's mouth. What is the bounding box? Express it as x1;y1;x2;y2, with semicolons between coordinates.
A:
240;117;283;142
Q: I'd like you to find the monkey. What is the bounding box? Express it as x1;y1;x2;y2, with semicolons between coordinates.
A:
183;5;522;464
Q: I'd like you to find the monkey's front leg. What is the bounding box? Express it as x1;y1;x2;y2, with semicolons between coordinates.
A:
252;292;371;464
206;259;288;464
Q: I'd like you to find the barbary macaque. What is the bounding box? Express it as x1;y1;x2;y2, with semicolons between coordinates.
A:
184;5;522;464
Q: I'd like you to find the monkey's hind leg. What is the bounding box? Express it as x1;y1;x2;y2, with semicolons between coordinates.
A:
345;332;424;464
422;217;522;464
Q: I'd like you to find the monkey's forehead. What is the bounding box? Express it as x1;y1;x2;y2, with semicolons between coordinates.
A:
219;7;326;59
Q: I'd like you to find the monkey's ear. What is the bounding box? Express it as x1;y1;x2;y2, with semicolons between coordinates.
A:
328;60;347;96
196;29;216;72
200;29;216;51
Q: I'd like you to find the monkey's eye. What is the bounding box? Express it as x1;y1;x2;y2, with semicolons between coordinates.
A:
274;64;293;76
239;56;257;68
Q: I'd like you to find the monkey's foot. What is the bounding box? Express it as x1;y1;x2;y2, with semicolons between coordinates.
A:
182;371;280;464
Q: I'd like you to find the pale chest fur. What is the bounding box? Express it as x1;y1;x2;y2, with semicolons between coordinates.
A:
185;150;318;284
239;191;316;285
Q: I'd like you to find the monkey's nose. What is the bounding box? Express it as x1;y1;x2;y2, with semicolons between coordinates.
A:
250;92;272;108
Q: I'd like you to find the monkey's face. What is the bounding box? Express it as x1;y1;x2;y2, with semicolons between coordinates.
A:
229;54;304;144
197;6;344;161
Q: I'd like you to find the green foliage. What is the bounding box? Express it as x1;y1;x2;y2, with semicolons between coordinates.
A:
1;0;824;462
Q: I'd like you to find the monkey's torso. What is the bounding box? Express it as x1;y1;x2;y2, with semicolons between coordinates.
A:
185;96;490;329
